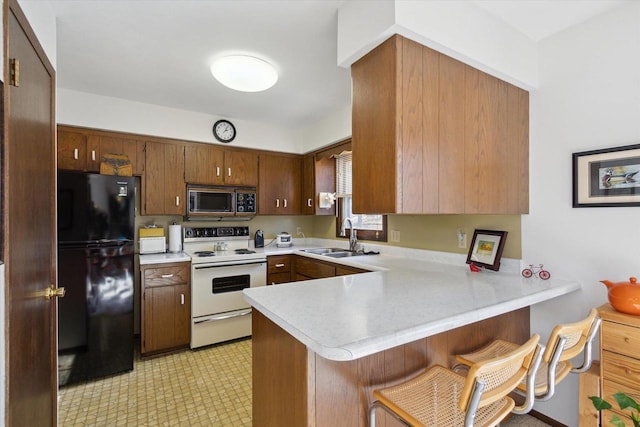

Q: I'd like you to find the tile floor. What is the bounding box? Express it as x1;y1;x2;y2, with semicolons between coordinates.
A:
58;338;549;426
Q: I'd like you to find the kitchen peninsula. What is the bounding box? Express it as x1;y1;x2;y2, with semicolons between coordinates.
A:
243;252;581;426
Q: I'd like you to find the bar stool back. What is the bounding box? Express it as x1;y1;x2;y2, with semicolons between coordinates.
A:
369;334;541;427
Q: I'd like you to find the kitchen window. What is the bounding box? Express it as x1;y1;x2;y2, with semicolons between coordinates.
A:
335;151;387;242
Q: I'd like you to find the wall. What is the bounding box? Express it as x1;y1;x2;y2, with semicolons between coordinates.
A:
314;215;521;259
523;3;640;425
337;0;538;89
58;88;302;153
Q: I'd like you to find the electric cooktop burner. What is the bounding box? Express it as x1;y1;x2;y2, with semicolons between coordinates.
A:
235;249;256;254
194;251;215;257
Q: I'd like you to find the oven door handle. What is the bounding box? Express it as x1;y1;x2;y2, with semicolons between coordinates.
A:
194;260;266;269
193;308;252;324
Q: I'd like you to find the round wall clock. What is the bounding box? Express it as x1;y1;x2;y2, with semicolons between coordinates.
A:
213;119;236;143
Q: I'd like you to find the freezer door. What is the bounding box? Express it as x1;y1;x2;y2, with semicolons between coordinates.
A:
58;172;135;243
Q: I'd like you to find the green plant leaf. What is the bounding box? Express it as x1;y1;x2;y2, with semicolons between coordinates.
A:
591;396;613;411
610;415;627;427
614;392;640;411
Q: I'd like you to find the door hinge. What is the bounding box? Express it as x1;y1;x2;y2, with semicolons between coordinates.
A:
9;58;19;87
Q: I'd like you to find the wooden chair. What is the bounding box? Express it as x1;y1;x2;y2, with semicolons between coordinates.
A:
369;334;541;427
454;308;601;414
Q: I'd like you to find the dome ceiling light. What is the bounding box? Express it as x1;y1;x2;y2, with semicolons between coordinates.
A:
210;55;278;92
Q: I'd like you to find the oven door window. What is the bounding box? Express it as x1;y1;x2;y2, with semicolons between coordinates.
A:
212;274;250;294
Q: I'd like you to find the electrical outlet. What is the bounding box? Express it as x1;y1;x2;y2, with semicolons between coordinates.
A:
390;230;401;242
296;226;303;235
457;229;467;249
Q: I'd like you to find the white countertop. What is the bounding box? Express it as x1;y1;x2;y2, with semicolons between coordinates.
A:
139;252;191;265
244;241;582;362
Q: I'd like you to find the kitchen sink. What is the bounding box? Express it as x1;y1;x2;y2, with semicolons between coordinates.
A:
300;247;348;255
322;251;357;258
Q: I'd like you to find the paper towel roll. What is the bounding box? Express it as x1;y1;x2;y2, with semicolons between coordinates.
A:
168;224;182;253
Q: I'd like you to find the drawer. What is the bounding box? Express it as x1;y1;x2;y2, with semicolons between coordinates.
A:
601;320;640;355
294;256;335;279
268;272;291;285
602;379;640;419
602;350;640;389
268;255;291;274
143;263;190;287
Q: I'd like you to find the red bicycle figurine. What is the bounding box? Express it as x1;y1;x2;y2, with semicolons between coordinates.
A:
522;264;551;280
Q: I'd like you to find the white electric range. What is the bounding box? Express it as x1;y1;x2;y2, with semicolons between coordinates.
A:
183;226;267;348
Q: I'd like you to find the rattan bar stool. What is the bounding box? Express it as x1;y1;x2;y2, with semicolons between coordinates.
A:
454;308;601;414
369;334;541;427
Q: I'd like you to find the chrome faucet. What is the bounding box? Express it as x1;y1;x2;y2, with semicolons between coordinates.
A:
341;217;358;252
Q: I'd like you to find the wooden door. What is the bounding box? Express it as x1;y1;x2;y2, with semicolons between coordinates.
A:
301;154;314;214
224;150;258;186
142;141;165;214
4;0;58;425
174;283;191;347
164;143;185;215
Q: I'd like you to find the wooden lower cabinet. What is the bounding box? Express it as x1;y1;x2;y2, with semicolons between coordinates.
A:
598;304;640;419
293;256;335;281
252;307;529;426
141;262;191;355
267;255;292;285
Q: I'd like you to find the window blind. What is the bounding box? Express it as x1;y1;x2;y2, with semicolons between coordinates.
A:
335;151;352;197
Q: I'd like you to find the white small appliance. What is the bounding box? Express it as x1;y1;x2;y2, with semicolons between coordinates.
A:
139;236;166;254
276;232;292;248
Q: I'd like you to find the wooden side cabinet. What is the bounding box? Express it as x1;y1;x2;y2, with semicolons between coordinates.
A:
267;255;292;285
142;141;186;215
598;303;640;420
141;262;191;355
258;153;302;215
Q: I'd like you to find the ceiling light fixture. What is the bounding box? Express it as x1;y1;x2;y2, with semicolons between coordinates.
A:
210;55;278;92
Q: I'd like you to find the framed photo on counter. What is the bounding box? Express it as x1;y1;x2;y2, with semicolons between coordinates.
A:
466;229;508;271
573;143;640;207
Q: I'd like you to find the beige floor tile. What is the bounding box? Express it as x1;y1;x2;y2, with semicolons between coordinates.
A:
59;338;548;426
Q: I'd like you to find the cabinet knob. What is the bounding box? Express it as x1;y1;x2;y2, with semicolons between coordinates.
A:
91;150;96;161
73;148;78;160
176;196;180;206
276;199;280;208
161;274;174;278
216;166;220;177
180;293;185;305
284;199;288;208
275;263;285;268
307;198;312;207
228;167;232;177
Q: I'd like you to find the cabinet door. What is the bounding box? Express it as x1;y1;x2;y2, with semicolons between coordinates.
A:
258;153;302;215
184;144;224;185
225;150;258;186
92;135;145;176
143;141;185;215
142;284;190;353
165;143;186;215
58;130;87;171
301;154;315;215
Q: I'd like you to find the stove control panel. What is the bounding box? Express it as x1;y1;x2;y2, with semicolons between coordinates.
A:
183;226;250;240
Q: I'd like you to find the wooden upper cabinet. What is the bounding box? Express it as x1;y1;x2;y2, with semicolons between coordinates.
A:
184;144;224;184
57;125;144;175
143;140;185;215
351;34;529;214
58;129;88;171
258;153;302;215
184;144;257;187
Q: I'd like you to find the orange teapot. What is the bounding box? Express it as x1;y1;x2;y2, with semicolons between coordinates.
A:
600;277;640;315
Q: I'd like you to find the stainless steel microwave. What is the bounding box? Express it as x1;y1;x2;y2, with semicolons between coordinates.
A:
187;186;257;218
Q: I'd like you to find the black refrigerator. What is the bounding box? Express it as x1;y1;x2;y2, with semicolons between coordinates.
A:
57;171;135;386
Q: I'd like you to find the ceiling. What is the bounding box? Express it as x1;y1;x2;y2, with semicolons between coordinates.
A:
40;0;626;130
